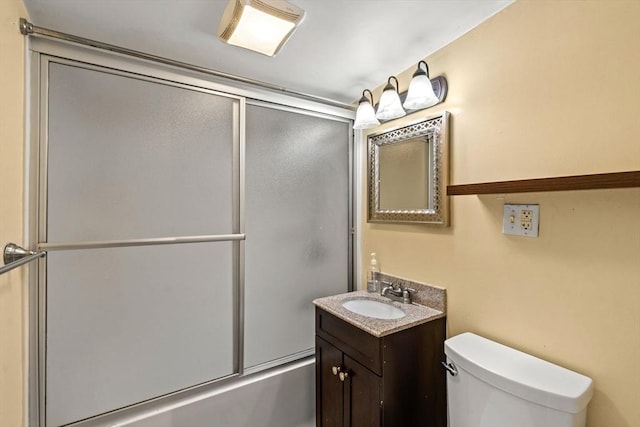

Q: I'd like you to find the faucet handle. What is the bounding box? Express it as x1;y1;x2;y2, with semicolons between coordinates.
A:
402;287;417;304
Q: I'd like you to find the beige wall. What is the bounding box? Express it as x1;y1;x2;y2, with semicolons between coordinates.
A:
361;1;640;426
0;0;27;425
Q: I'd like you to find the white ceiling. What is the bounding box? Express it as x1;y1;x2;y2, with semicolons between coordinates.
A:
23;0;514;105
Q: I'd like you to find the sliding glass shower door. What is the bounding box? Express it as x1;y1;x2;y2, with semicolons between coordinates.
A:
37;57;352;427
243;104;351;370
44;62;240;426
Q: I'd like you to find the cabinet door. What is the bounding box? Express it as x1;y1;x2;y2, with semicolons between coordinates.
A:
316;337;344;427
344;355;382;427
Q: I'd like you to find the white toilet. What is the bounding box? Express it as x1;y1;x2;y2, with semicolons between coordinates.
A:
444;332;594;427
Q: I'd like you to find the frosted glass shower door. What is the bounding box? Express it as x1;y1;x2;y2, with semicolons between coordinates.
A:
44;62;238;426
244;104;351;369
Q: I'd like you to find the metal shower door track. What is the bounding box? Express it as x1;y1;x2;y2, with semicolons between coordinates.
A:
18;18;353;111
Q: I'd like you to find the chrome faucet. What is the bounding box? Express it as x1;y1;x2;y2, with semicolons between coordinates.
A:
380;281;416;304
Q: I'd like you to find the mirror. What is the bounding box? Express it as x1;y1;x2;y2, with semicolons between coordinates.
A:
367;112;449;224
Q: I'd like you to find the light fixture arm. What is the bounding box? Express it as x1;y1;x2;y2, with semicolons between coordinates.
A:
384;76;400;92
413;60;430;78
360;89;375;104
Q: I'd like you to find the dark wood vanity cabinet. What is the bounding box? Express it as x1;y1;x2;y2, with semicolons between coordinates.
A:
315;307;446;427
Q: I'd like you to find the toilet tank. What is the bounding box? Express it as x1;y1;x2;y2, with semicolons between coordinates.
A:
444;333;593;427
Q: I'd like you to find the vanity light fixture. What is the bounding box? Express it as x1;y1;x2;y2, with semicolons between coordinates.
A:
217;0;305;57
354;60;447;130
375;76;406;121
353;89;381;130
403;60;439;110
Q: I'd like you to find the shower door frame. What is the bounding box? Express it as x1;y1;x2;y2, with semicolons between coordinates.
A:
25;37;357;427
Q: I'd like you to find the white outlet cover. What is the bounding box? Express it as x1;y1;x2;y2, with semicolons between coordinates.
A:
503;204;540;237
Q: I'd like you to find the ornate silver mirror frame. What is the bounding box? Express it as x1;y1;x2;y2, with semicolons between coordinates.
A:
367;112;449;225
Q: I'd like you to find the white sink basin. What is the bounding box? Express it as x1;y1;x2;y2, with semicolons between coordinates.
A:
342;299;406;320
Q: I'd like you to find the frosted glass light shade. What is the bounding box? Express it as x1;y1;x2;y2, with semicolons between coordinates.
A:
218;0;305;57
354;100;380;130
403;73;439;110
376;88;406;120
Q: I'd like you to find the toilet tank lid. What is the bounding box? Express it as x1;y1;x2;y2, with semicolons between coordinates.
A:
444;332;594;414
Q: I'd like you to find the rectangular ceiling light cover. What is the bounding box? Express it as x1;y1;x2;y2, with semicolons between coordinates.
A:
217;0;305;57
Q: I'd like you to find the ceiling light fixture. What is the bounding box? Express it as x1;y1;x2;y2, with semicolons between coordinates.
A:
217;0;305;57
353;90;380;130
375;76;406;121
354;61;448;130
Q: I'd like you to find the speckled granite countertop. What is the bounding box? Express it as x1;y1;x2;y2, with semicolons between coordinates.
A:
313;290;445;338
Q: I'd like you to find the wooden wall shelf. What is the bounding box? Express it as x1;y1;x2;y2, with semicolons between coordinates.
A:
447;171;640;196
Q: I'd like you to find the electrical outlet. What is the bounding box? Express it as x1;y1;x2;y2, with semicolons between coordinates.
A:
503;204;539;237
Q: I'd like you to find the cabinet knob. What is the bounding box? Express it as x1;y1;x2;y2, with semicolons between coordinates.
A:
338;371;349;382
331;366;341;376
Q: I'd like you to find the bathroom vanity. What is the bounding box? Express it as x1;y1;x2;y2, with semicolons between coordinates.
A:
314;286;447;427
